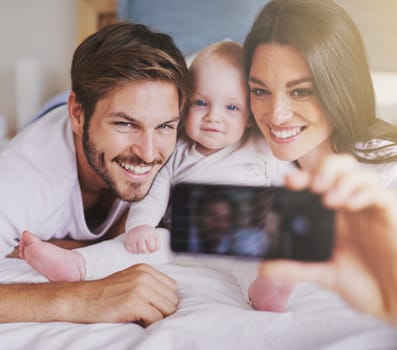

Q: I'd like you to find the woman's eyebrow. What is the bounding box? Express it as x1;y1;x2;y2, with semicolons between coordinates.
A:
249;76;313;88
286;77;313;88
248;76;267;86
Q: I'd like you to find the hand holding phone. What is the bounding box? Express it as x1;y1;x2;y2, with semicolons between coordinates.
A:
169;183;335;261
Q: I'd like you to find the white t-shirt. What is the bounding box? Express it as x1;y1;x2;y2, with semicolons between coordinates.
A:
0;105;129;257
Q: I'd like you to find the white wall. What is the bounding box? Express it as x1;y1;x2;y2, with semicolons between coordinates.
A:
0;0;395;135
336;0;397;72
0;0;76;134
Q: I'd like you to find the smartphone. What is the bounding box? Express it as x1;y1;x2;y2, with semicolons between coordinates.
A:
169;183;335;261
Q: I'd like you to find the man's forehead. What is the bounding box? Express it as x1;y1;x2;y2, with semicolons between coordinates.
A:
94;80;180;124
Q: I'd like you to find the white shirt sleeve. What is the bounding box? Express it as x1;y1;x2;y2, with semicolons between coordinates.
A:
125;162;173;231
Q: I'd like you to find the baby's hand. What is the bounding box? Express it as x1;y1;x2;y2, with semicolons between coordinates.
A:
124;225;160;253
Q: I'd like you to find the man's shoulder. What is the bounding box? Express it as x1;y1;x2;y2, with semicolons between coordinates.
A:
4;105;74;163
0;105;78;193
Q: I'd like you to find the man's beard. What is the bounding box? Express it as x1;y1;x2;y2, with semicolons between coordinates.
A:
82;127;148;202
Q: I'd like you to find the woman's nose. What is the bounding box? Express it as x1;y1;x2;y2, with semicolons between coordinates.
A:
271;96;293;125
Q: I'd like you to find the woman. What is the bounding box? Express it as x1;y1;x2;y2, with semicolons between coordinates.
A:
244;0;397;325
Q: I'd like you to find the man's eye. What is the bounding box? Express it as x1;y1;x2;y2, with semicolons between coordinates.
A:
114;121;139;130
158;124;175;130
115;121;133;128
249;88;271;97
194;99;207;106
291;88;313;98
227;104;238;111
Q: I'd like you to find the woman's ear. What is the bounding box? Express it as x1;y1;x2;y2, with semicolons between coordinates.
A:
68;92;84;135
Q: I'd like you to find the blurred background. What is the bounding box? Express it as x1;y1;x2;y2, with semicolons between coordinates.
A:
0;0;396;138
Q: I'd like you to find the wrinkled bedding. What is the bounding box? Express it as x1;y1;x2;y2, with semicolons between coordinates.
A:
0;257;396;350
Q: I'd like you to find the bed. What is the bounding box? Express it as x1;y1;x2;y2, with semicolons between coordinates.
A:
1;2;397;349
0;255;397;350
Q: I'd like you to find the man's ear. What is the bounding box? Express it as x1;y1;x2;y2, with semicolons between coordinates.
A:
68;92;84;135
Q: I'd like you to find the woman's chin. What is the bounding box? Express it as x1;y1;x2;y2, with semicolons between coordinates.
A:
270;148;299;162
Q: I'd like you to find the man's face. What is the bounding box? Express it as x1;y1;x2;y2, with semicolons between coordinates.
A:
199;201;233;242
82;80;180;202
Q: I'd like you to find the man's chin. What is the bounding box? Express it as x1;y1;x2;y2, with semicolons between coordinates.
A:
119;184;152;203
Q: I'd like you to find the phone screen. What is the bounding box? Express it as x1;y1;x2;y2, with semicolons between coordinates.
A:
169;183;335;261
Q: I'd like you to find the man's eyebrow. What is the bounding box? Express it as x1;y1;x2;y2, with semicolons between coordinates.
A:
109;112;181;125
108;112;136;121
158;116;181;125
248;76;313;88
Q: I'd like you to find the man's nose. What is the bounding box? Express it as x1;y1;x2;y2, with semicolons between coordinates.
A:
130;132;155;163
270;95;293;125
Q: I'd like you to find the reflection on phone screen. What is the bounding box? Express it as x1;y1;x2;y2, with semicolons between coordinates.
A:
170;183;334;261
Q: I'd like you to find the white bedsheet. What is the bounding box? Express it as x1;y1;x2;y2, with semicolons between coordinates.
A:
0;257;396;350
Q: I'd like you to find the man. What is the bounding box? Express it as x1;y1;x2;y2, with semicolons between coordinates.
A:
196;193;237;254
0;22;191;325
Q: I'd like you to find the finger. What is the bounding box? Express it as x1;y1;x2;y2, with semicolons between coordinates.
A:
259;260;336;291
131;267;179;318
147;236;160;252
310;154;358;193
135;264;178;292
133;241;140;253
147;285;179;317
284;168;311;190
322;168;378;208
348;187;396;213
137;239;149;253
136;302;165;327
119;265;178;321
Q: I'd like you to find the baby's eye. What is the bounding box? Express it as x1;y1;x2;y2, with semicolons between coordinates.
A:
194;99;207;106
291;88;313;98
227;104;238;111
249;87;271;97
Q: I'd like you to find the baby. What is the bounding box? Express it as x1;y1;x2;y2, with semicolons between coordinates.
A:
20;40;293;312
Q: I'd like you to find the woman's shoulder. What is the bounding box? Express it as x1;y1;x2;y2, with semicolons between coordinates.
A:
361;160;397;189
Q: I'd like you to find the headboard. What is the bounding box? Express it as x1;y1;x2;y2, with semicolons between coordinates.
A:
117;0;267;56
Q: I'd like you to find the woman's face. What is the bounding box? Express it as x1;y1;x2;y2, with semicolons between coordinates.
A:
248;44;333;170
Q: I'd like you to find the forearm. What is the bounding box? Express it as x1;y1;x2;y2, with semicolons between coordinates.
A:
0;282;86;323
0;263;179;324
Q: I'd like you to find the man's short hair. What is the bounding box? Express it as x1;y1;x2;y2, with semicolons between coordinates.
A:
71;22;192;123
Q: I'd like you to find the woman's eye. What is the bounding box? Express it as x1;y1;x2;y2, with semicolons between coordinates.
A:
194;99;207;106
291;88;313;98
249;88;270;97
227;104;238;111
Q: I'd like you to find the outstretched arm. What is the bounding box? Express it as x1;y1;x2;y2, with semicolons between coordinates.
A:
0;263;178;325
259;154;397;326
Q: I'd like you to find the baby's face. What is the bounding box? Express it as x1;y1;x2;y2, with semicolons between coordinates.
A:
185;56;250;156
